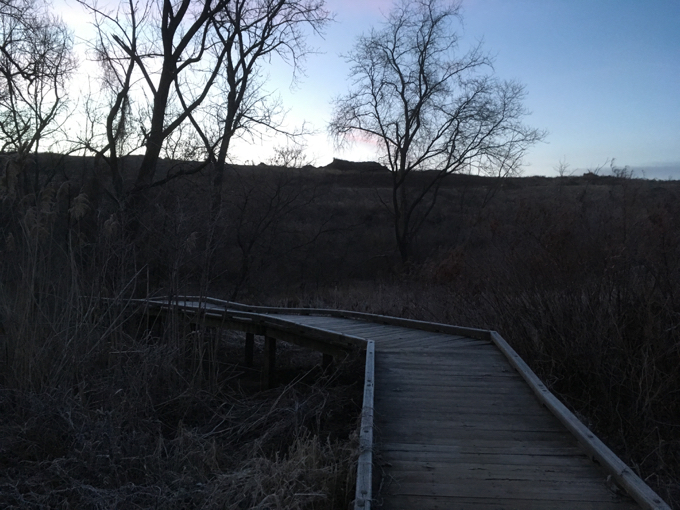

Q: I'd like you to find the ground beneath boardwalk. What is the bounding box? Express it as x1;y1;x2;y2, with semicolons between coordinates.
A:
0;329;364;509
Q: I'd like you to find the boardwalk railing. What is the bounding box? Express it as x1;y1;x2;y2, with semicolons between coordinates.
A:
489;331;669;510
113;295;670;510
125;295;376;509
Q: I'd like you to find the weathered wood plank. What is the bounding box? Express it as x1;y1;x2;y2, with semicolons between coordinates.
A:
375;388;544;400
377;430;575;445
379;450;595;467
378;441;587;457
373;381;531;393
378;333;494;348
374;412;564;431
379;459;611;479
376;374;531;386
378;348;505;359
387;479;633;502
375;405;551;418
384;495;638;510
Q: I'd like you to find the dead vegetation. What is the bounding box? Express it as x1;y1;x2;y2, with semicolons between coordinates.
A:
1;153;680;507
271;171;680;507
0;158;363;507
0;317;363;509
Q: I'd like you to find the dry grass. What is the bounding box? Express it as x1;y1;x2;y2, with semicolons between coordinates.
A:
3;155;680;508
0;317;363;509
273;174;680;507
0;173;363;508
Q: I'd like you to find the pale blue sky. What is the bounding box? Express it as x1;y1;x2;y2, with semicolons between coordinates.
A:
60;0;680;178
459;0;680;177
255;0;680;177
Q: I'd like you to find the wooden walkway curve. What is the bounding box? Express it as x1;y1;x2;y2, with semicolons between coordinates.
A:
135;297;670;510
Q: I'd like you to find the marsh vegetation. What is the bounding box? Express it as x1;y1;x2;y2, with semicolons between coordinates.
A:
1;154;679;507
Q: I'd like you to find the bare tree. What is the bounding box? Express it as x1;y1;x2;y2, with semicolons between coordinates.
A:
77;0;233;202
172;0;330;294
224;167;317;298
181;0;330;213
79;0;329;212
0;0;75;195
267;143;314;167
554;157;571;178
329;0;545;263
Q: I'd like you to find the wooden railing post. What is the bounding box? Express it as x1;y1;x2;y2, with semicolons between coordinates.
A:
261;336;276;390
245;332;255;367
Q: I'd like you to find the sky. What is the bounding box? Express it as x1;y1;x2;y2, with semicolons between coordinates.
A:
58;0;680;178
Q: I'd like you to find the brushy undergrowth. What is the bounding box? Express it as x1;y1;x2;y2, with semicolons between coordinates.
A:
0;177;362;508
0;318;362;509
2;156;680;508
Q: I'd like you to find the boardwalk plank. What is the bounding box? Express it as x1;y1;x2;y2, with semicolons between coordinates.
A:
375;407;565;424
388;480;631;502
373;381;529;393
376;406;551;418
380;460;611;481
385;495;638;510
379;339;469;349
378;441;587;457
377;426;574;443
377;374;532;386
379;451;594;467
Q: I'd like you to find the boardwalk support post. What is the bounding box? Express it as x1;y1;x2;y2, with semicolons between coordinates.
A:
261;336;276;390
245;332;255;367
322;353;333;369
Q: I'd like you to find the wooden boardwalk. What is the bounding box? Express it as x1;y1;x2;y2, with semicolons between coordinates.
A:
138;298;669;510
264;313;645;510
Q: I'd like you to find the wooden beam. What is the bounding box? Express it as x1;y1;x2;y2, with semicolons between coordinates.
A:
489;331;671;510
148;306;354;357
261;336;276;390
322;353;333;369
355;340;375;510
169;295;491;341
245;332;255;367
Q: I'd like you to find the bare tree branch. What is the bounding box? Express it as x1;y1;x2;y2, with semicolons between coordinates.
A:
329;0;545;262
0;0;76;196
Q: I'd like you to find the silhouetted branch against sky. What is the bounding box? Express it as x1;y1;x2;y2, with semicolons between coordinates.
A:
5;0;680;178
0;0;76;196
62;0;330;206
329;0;546;262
